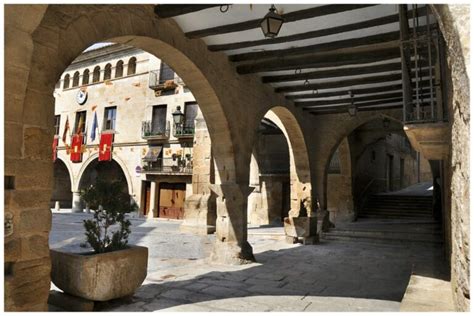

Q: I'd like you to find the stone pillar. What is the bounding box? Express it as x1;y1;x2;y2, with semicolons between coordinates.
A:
247;151;261;224
180;113;217;234
71;192;83;213
148;181;157;219
210;183;255;265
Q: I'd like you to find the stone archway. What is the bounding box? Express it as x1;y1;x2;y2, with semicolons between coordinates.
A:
51;158;73;209
4;4;470;312
74;153;133;194
262;107;312;217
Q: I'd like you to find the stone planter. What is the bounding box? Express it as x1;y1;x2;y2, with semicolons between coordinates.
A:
50;246;148;301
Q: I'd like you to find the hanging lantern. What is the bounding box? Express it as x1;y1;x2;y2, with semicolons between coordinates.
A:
347;91;357;116
260;5;284;38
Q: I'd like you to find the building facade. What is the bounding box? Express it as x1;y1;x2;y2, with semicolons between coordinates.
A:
52;43;207;220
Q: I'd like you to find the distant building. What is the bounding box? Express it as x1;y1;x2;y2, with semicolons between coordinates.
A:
52;43;205;219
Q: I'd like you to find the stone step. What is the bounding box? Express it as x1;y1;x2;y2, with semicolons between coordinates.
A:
360;208;433;214
358;214;434;220
326;228;442;239
368;202;432;207
322;231;443;245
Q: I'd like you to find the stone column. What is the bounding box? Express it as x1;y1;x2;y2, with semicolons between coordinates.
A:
210;183;255;265
247;151;261;225
180;113;217;234
148;181;157;219
71;191;83;213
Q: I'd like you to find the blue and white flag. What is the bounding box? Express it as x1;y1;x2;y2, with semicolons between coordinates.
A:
90;111;98;142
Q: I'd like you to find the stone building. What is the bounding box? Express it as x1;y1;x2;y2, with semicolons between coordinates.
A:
4;4;470;312
51;43;208;220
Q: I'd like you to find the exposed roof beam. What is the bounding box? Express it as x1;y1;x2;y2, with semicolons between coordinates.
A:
236;45;400;74
154;5;222;18
276;73;403;93
300;93;434;109
185;4;377;39
262;62;402;83
285;80;431;100
229;31;400;62
264;62;432;84
276;69;432;93
296;91;404;107
308;104;403;115
208;7;427;52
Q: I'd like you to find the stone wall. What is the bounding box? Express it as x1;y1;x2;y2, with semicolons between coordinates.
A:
4;5;52;311
327;138;354;223
432;5;470;311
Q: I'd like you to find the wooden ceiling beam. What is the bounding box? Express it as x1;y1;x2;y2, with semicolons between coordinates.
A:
276;69;432;93
276;73;403;93
300;93;434;109
263;62;401;83
285;80;432;100
229;31;400;62
308;104;403;115
236;45;400;74
154;5;222;18
296;92;404;107
185;4;377;39
264;62;432;84
208;7;428;52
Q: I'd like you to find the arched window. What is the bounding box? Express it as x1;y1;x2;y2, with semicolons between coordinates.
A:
63;74;70;89
93;66;101;83
115;60;124;78
127;57;136;75
104;63;112;80
82;69;90;85
72;71;80;87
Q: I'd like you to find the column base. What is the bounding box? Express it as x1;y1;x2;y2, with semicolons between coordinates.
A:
179;224;215;235
210;240;255;265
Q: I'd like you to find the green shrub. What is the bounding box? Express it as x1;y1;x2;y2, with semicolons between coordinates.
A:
80;180;136;253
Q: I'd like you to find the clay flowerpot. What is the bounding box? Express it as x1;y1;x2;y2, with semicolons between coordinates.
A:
50;246;148;301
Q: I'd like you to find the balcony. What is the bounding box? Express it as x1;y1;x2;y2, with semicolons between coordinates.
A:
149;69;177;91
141;120;170;140
173;123;195;139
141;157;193;175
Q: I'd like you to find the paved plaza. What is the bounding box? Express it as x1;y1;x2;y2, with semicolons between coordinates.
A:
50;212;448;312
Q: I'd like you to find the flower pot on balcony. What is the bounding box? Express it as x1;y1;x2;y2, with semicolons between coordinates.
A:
50;246;148;301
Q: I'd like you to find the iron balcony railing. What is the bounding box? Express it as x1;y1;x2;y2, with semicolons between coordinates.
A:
173;123;195;138
142;157;193;175
149;69;178;91
141;120;170;140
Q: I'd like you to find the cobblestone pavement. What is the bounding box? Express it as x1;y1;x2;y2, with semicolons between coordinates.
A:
50;212;447;312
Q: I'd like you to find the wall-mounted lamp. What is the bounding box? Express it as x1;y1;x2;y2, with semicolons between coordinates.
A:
260;5;284;38
383;117;390;129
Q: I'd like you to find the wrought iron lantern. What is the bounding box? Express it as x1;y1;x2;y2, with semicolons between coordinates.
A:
347;91;357;116
260;5;284;38
172;106;184;125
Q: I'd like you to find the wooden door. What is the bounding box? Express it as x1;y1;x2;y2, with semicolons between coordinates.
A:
143;181;151;216
158;183;186;219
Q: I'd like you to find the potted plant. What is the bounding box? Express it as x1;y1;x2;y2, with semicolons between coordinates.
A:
50;180;148;302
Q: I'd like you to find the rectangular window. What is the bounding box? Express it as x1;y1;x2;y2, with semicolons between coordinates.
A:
159;62;175;84
152;105;167;134
103;106;117;131
54;115;61;135
74;111;87;134
184;102;198;129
